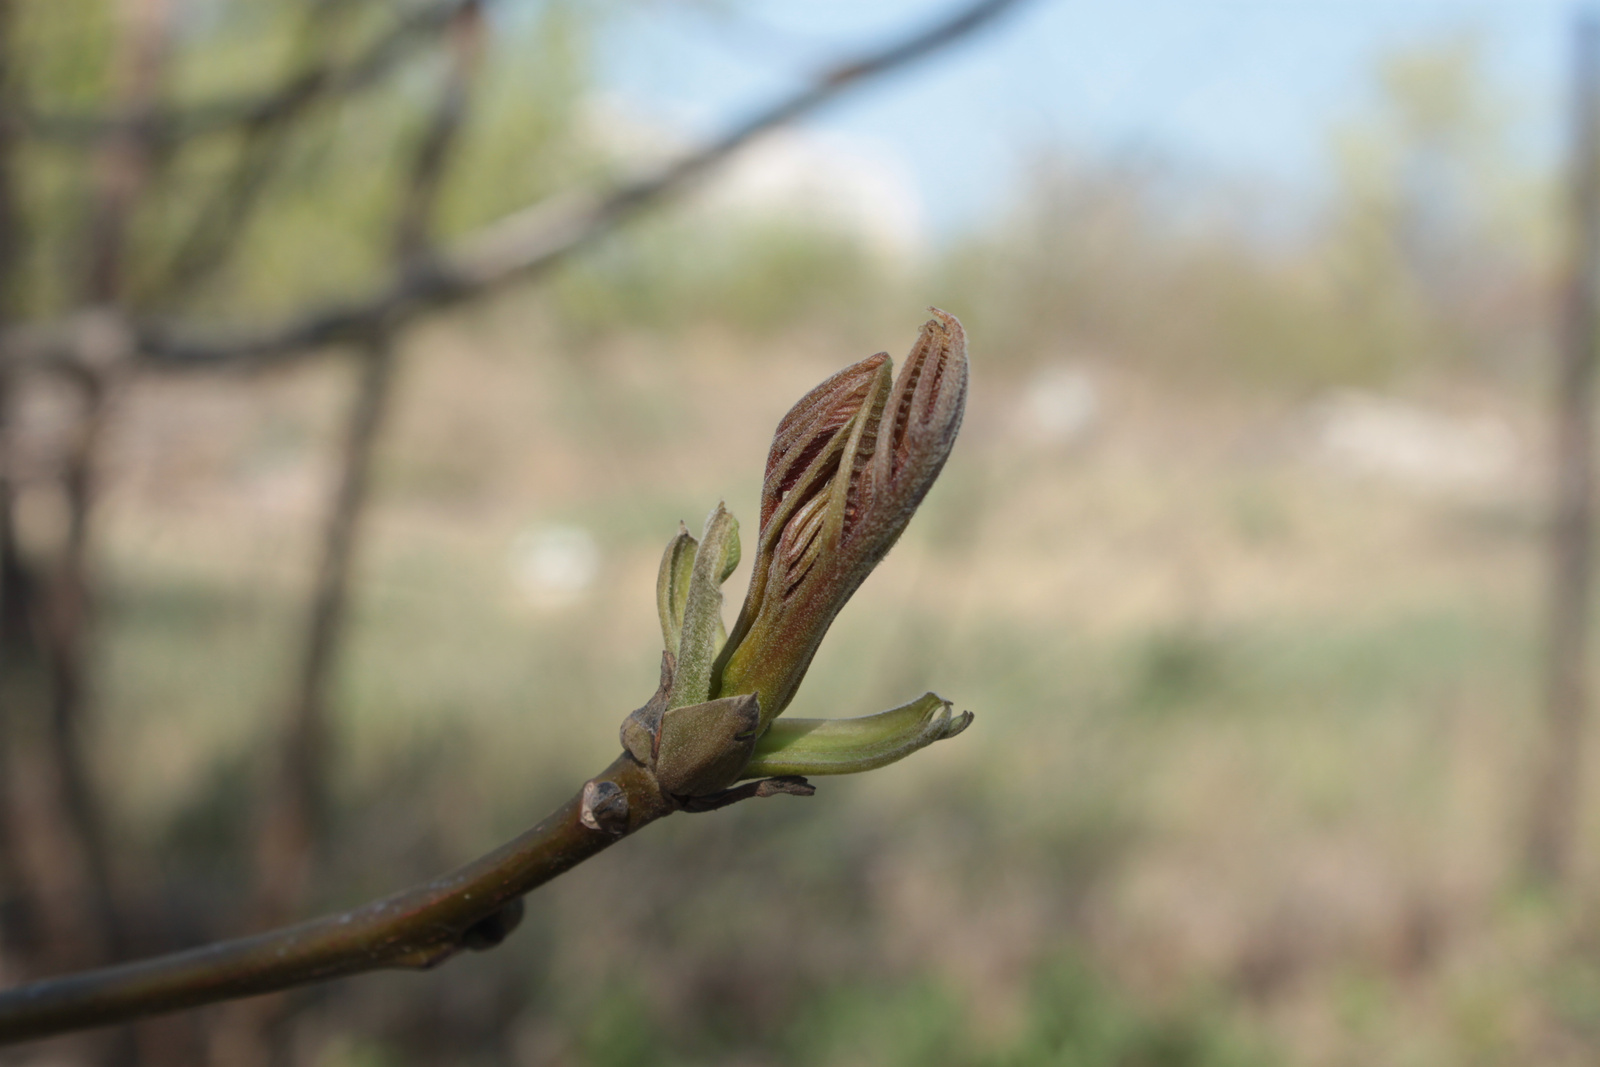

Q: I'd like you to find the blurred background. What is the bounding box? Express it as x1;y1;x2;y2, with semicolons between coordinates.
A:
2;0;1598;1064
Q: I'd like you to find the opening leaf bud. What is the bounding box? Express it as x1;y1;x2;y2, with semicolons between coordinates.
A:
712;309;969;726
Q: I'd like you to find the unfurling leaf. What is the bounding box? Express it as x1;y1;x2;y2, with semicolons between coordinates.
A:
656;523;697;654
622;310;976;802
713;309;969;728
742;693;971;778
668;503;740;709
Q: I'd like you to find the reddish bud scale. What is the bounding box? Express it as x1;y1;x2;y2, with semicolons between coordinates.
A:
713;309;969;727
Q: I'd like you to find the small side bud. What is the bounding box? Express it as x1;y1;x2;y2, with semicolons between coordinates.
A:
580;779;630;836
653;693;761;799
679;774;815;812
461;898;526;951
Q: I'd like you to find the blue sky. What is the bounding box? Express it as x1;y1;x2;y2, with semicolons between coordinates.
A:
596;0;1578;233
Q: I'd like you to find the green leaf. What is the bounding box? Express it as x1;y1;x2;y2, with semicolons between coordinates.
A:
668;503;740;709
656;523;697;654
741;692;972;778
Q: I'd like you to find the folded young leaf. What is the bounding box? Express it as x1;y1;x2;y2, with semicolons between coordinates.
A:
656;523;697;654
715;311;968;729
741;692;972;778
668;503;740;709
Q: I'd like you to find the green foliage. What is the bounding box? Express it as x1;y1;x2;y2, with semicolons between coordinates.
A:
997;961;1274;1067
557;959;1275;1067
13;2;115;108
579;985;662;1067
783;979;971;1067
1129;625;1229;713
550;213;888;344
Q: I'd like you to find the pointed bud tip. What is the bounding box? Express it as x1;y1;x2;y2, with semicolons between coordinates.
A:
925;306;963;334
921;695;971;742
917;309;967;370
717;314;972;723
941;708;974;740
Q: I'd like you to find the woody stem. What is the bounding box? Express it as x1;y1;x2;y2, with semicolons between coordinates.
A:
0;752;670;1044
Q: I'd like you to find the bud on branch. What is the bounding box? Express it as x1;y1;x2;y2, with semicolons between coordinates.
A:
622;310;972;805
714;308;969;726
0;311;977;1045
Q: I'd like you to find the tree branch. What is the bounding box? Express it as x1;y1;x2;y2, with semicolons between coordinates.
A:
1529;12;1600;885
152;0;376;299
0;753;680;1043
28;0;175;1004
1;0;1025;373
253;0;484;931
16;0;478;147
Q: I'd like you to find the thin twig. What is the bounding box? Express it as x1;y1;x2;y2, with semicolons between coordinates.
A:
248;341;397;919
208;12;486;1060
1;0;1025;372
80;0;173;304
0;753;676;1043
252;3;485;929
0;0;32;967
0;0;19;644
36;0;174;987
1528;11;1600;885
16;0;479;147
154;0;372;299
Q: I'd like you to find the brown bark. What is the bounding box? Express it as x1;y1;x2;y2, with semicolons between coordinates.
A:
1;752;684;1043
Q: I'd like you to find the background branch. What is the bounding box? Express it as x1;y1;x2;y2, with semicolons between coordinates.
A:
153;0;371;299
0;0;1024;373
34;0;172;987
0;0;31;970
1528;12;1600;886
16;0;482;147
253;0;485;932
